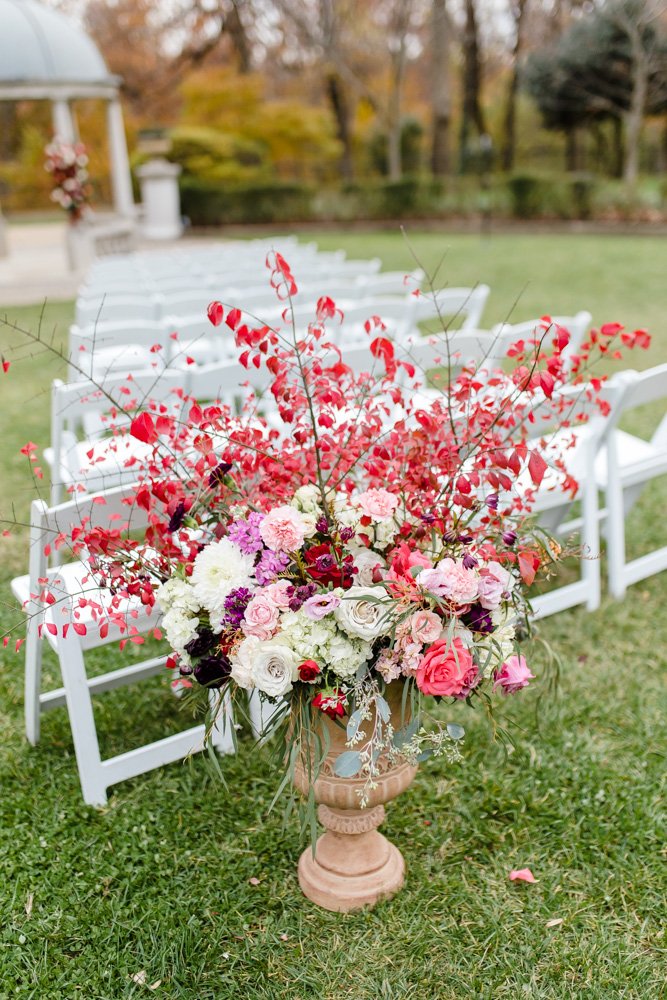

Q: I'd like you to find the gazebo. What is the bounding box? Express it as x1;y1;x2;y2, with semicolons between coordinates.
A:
0;0;134;219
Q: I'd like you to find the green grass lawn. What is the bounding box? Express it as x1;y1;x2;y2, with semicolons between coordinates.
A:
0;232;666;998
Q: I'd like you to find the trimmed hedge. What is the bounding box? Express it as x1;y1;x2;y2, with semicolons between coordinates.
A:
180;179;316;226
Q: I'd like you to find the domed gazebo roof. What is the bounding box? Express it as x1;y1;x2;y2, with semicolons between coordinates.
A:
0;0;118;99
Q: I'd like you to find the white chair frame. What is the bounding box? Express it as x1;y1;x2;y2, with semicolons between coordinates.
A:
10;483;235;806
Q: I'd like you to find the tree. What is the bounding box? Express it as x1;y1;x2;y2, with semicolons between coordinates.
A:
500;0;529;171
525;0;667;185
459;0;486;170
430;0;452;175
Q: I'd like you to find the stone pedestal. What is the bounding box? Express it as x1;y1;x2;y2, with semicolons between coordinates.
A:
65;220;93;272
136;158;183;240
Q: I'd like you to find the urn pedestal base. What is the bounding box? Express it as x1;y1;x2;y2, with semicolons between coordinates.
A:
297;803;406;912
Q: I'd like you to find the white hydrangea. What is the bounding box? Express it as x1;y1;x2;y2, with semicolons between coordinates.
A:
190;538;255;620
162;607;199;655
277;609;371;679
155;577;200;615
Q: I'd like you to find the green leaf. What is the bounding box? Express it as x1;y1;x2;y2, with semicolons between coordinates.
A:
416;749;434;762
447;723;465;741
347;708;364;740
376;695;390;723
333;750;363;778
393;718;419;749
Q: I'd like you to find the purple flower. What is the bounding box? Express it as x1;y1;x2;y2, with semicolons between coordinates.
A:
287;582;317;611
315;515;329;534
462;602;493;634
485;493;499;511
339;526;355;542
168;501;187;533
462;552;478;570
184;628;218;658
208;462;232;488
193;654;232;688
502;530;517;547
302;591;341;620
255;549;290;585
223;587;253;626
443;530;457;544
227;512;265;555
315;553;335;573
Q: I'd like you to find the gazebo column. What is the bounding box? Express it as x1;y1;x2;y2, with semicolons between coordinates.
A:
106;96;134;218
52;98;76;141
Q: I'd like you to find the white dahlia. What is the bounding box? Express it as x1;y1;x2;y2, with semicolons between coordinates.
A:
191;538;255;619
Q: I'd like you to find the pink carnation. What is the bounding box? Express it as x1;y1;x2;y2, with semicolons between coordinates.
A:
242;594;279;640
416;559;478;607
355;488;399;521
259;505;307;553
494;654;535;694
478;561;514;611
409;610;442;645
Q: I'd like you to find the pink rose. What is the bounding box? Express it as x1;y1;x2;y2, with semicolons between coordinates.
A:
355;488;399;521
262;580;292;609
302;591;341;620
416;637;475;697
242;594;279;640
259;505;307;553
478;561;514;611
494;654;535;695
409;610;442;645
416;559;478;607
387;543;433;591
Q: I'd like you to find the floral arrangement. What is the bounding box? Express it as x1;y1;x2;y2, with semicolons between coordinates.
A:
14;253;650;805
44;138;91;222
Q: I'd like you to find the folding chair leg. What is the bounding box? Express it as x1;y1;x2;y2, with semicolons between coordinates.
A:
24;617;43;746
581;473;602;612
606;478;628;600
58;630;108;807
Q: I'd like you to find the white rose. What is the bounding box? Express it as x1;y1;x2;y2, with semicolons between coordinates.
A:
230;635;260;690
334;586;394;641
349;546;386;586
252;641;299;697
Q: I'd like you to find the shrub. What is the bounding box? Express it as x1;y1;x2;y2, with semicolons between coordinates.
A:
506;173;553;219
180;178;315;226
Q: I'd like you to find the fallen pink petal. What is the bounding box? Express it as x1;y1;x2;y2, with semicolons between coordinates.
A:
509;868;538;883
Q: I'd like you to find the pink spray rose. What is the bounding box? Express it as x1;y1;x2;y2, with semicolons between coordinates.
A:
416;637;476;697
242;594;279;640
259;505;307;553
409;609;443;645
354;487;399;521
262;579;292;609
478;561;514;611
416;559;478;607
494;654;535;694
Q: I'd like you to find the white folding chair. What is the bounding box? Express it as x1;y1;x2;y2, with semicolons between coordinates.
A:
75;294;161;327
523;374;636;619
491;312;592;372
68;320;167;380
45;369;189;505
10;483;235;806
414;284;491;333
598;363;667;598
162;313;237;367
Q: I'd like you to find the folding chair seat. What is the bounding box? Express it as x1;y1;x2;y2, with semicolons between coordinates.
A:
595;363;667;598
68;320;167;381
162;313;237;368
414;284;491;333
10;483;235;806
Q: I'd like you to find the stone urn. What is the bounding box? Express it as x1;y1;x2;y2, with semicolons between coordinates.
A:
293;683;417;912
